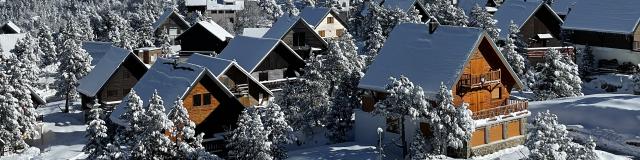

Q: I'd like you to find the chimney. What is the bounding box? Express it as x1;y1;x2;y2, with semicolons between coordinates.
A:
428;17;439;34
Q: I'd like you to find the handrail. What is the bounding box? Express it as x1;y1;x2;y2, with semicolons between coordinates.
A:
472;100;528;120
460;69;501;88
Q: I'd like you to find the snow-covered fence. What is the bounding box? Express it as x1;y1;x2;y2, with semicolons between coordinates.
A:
472;100;528;120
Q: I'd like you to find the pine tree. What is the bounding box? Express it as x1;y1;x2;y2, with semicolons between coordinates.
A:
532;48;583;100
469;4;499;40
186;11;205;26
5;40;40;143
158;30;175;57
167;99;217;159
502;30;527;85
37;23;58;67
235;2;269;33
84;101;110;160
373;76;430;158
226;107;273;160
132;90;174;159
578;45;595;77
427;83;474;155
507;20;528;54
11;33;42;84
526;110;572;160
0;53;31;151
56;38;92;113
258;0;283;23
283;0;299;16
262;102;295;160
304;0;316;8
424;0;469;26
409;128;430;160
119;90;146;151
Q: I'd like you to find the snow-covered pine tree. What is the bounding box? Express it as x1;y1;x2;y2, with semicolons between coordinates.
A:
4;40;40;142
37;23;58;67
501;30;527;85
235;1;269;33
186;11;205;26
258;0;283;23
0;53;31;151
262;101;295;160
348;0;366;39
119;90;147;152
409;128;430;160
469;4;499;40
158;30;175;57
532;48;583;100
276;54;331;134
526;110;572;160
132;90;174;159
324;33;364;143
373;76;430;158
103;11;136;50
424;0;469;26
634;72;640;95
304;0;317;8
167;99;216;159
362;17;385;66
283;0;300;16
507;20;528;54
578;45;595;77
427;83;474;155
83;101;110;160
10;33;42;84
56;38;92;113
226;107;273;160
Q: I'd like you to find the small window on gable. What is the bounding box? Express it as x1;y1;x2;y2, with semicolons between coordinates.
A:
203;93;212;105
492;87;501;99
336;29;344;37
193;94;202;106
319;30;326;37
327;17;334;24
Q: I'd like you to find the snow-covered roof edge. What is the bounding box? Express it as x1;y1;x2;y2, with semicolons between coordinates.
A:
152;8;191;32
176;20;234;42
77;48;145;97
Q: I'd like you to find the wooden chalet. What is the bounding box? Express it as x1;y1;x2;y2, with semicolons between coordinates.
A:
357;23;529;158
175;20;234;57
493;0;572;64
77;47;148;115
262;14;328;59
378;0;429;22
561;0;640;65
187;53;274;107
0;21;21;34
134;47;164;65
152;8;191;44
299;7;348;38
109;58;246;152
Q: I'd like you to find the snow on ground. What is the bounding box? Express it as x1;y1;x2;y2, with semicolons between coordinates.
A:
529;94;640;158
287;142;379;160
30;101;87;159
582;74;635;95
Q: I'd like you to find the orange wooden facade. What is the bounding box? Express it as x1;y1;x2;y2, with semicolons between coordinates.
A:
183;82;221;125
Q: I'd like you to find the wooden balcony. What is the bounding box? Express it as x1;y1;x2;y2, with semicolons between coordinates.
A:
260;77;298;92
472;99;528;120
459;70;501;88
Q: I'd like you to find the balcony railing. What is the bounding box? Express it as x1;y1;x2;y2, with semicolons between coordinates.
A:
459;70;501;88
260;77;298;92
472;99;528;120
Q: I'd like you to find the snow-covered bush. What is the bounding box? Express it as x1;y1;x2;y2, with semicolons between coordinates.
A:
532;48;583;100
526;111;597;160
427;83;475;155
83;101;110;159
131;90;174;159
262;101;296;160
226;107;273;160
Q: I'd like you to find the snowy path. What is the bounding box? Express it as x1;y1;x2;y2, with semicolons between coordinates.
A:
34;101;88;159
287;142;379;160
529;94;640;158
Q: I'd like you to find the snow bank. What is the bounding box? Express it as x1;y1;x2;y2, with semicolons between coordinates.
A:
0;147;41;160
287;142;378;160
582;74;635;95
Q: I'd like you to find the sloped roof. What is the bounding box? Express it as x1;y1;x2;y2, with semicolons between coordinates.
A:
299;7;345;28
152;8;191;32
82;41;115;65
381;0;420;13
109;58;234;126
217;36;303;72
186;0;207;6
178;20;234;42
562;0;640;34
242;28;270;38
77;47;140;97
550;0;578;15
493;0;559;39
187;53;274;96
359;23;523;93
0;33;25;56
263;15;304;40
458;0;492;13
2;21;21;33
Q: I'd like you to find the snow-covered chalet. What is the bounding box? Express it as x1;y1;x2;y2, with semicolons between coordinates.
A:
175;20;234;57
299;7;348;38
263;14;328;59
357;23;530;158
152;8;191;45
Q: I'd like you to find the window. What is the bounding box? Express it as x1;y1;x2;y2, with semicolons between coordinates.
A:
203;93;212;105
319;30;326;37
327;17;334;24
225;10;234;14
225;2;234;5
259;72;269;81
229;18;235;23
193;94;202;106
293;32;306;46
492;87;501;99
211;11;216;14
336;29;344;37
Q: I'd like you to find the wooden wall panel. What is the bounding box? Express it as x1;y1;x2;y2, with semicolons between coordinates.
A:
507;120;521;138
99;65;139;102
470;129;486;147
489;124;503;143
184;82;220;125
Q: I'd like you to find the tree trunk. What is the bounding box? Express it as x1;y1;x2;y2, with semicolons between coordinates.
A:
401;116;407;159
64;89;70;113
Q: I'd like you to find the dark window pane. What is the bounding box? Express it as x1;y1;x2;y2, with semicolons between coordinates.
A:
203;93;212;105
193;94;202;106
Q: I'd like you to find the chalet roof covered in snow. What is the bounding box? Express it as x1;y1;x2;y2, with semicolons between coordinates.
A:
186;53;274;95
1;21;21;34
299;7;343;28
359;23;523;92
178;20;234;42
82;41;115;65
263;15;307;39
152;8;190;31
217;36;303;72
0;33;25;56
550;0;578;15
562;0;640;34
242;28;270;38
109;58;233;126
457;0;497;13
493;0;550;39
77;47;138;97
381;0;420;13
